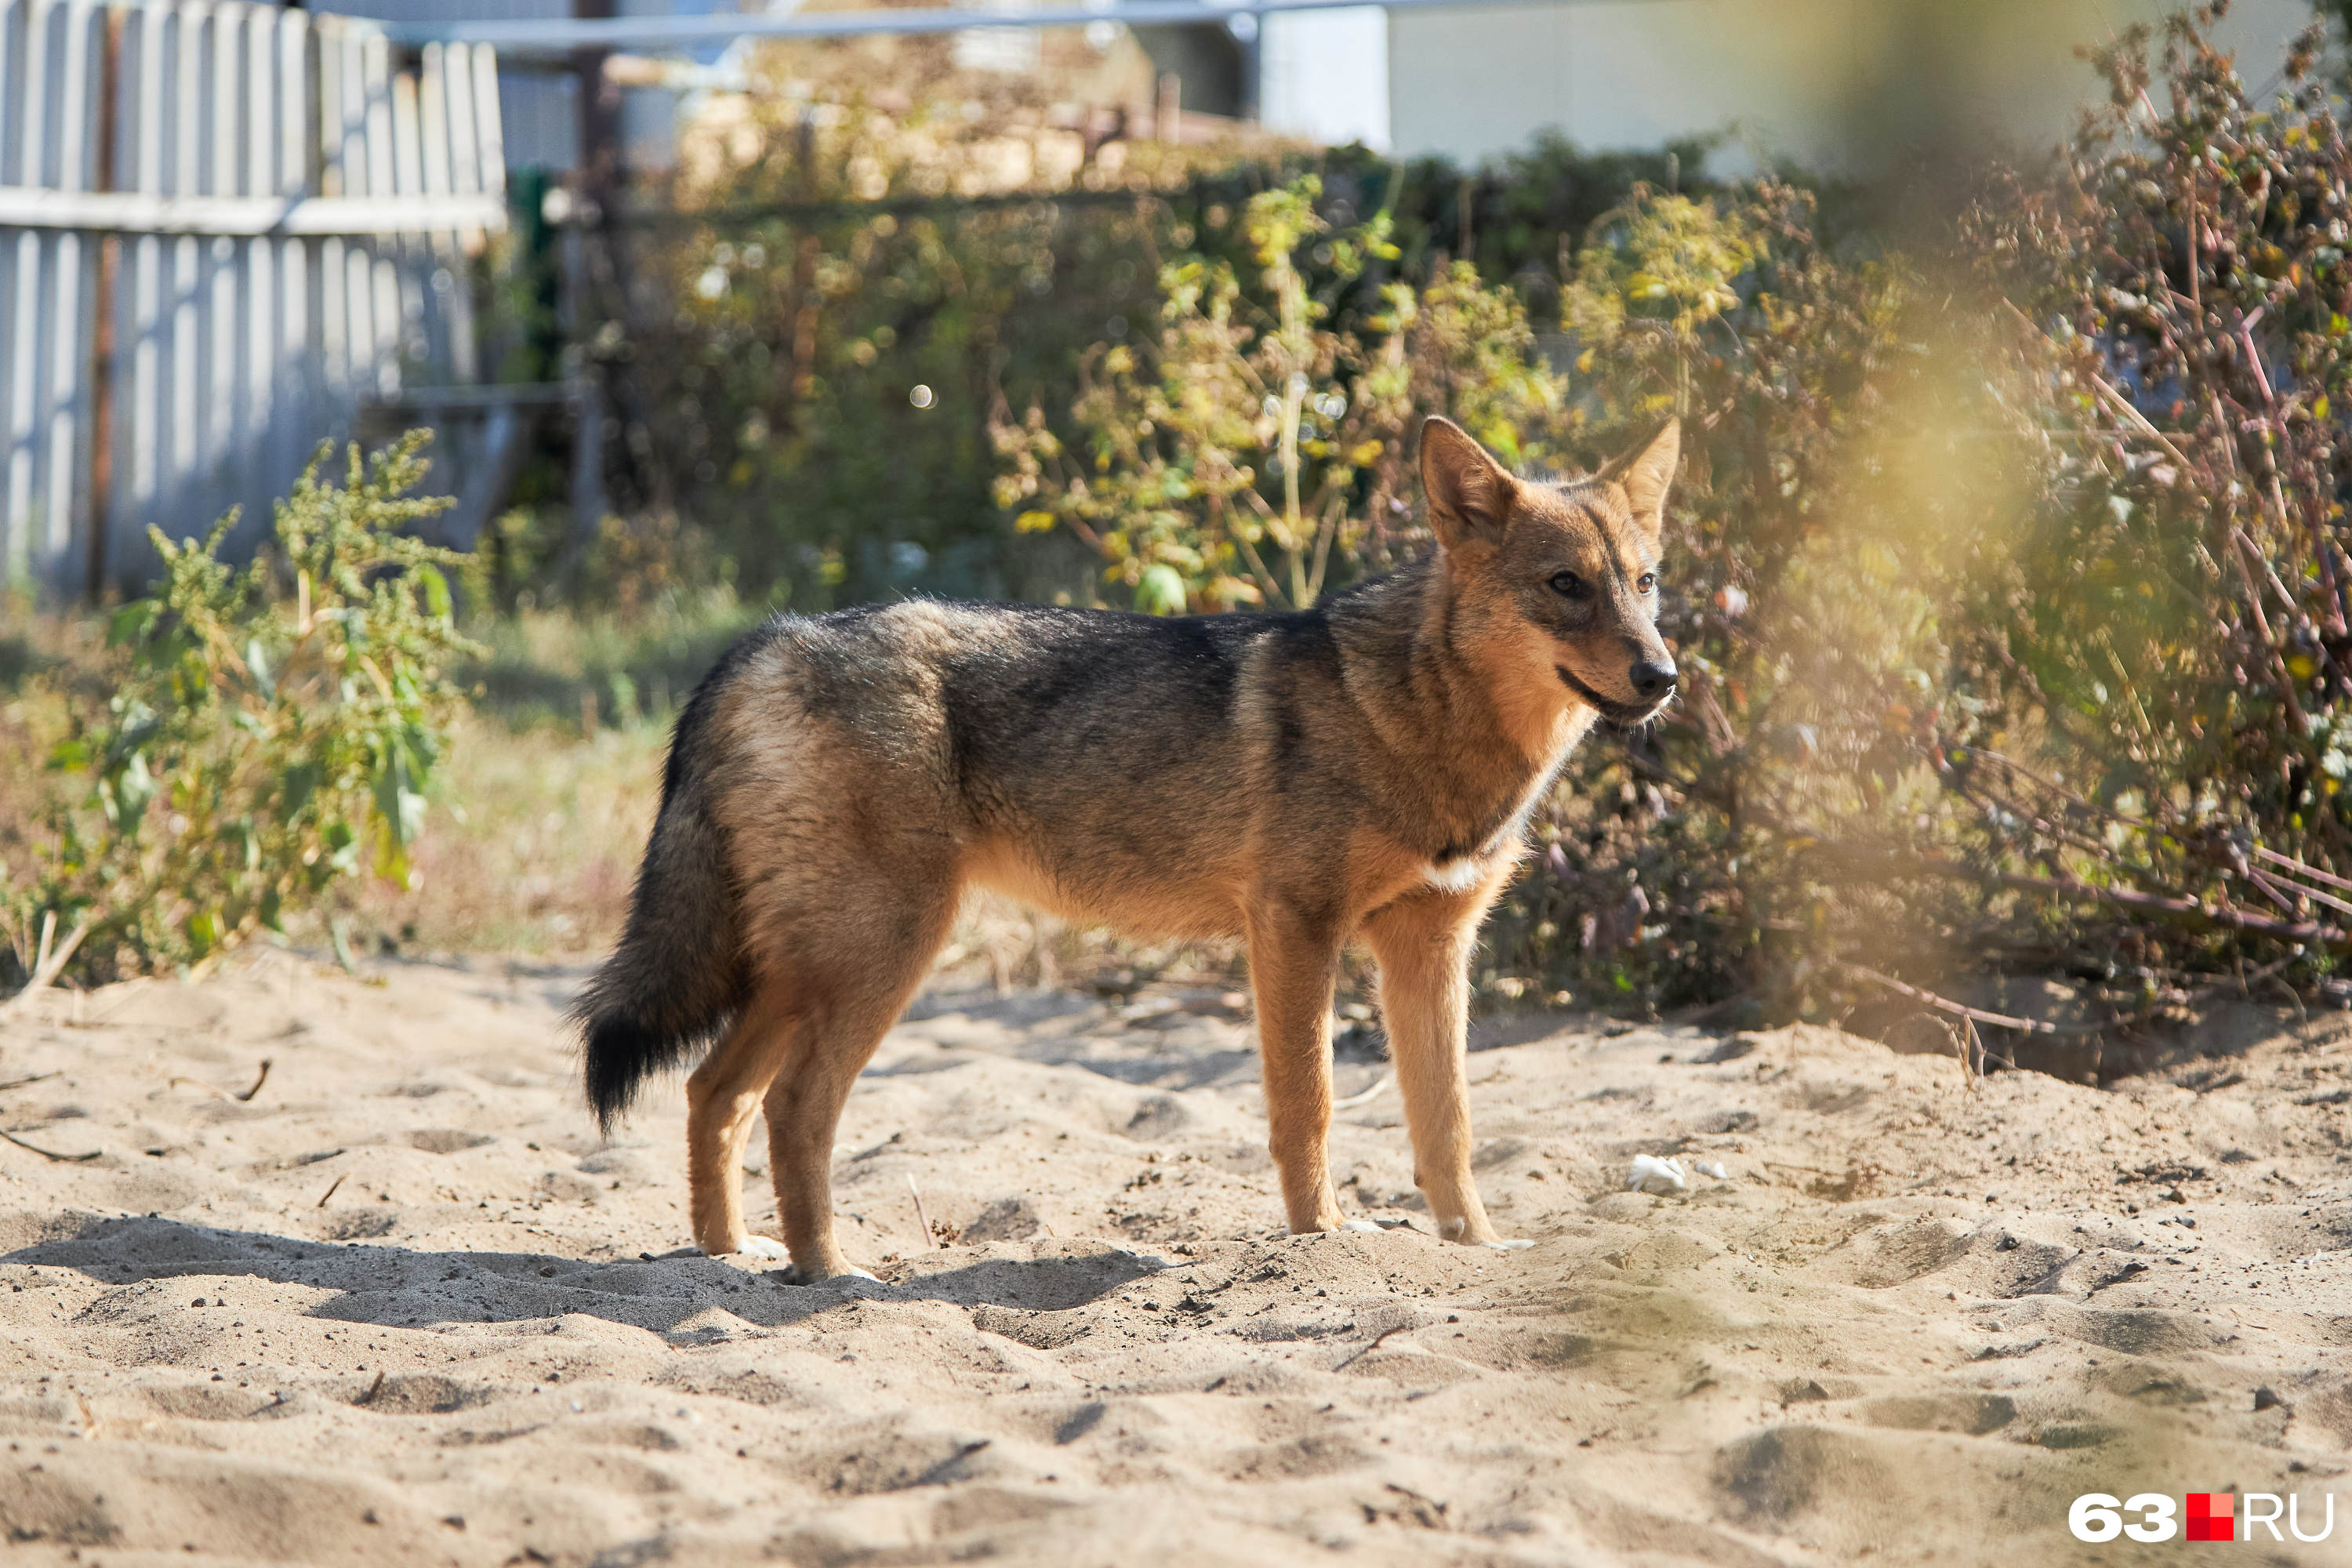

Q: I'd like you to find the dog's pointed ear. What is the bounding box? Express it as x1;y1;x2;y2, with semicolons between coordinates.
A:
1420;416;1516;549
1594;419;1681;544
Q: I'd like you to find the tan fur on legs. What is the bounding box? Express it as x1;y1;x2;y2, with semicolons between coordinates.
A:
1247;909;1350;1234
684;978;798;1255
1362;882;1507;1246
760;881;960;1282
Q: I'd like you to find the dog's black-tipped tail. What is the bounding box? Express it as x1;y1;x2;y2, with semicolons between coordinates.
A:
575;778;745;1133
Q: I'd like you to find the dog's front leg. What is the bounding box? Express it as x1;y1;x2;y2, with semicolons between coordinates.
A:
1246;906;1351;1234
1361;889;1518;1248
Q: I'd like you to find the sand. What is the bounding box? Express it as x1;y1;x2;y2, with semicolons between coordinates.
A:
3;952;2351;1565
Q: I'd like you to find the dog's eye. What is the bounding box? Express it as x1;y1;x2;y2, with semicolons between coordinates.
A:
1636;573;1657;594
1547;571;1587;599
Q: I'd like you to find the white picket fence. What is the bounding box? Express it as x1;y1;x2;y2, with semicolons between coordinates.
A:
0;0;506;596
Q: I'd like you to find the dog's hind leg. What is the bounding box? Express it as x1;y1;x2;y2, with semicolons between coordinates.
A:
1361;886;1519;1249
1246;906;1351;1235
684;977;802;1258
760;875;960;1283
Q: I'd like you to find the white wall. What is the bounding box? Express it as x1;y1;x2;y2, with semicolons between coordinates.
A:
1261;4;1392;152
1386;0;2322;169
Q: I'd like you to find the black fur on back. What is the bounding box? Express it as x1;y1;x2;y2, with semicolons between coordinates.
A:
572;623;780;1130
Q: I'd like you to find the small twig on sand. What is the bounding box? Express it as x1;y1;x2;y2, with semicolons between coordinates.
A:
0;1072;59;1095
1333;1320;1417;1370
0;1127;100;1163
316;1174;347;1208
169;1059;270;1103
1840;962;2108;1036
907;1174;938;1249
358;1369;387;1404
1;919;89;1018
1334;1073;1391;1111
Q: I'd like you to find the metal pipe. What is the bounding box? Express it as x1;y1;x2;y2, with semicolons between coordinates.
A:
378;0;1668;54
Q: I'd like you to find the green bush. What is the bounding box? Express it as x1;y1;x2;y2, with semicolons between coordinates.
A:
14;436;478;982
561;42;1732;619
990;176;1563;612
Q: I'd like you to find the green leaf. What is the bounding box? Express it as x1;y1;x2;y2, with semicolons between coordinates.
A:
107;601;159;647
186;909;223;955
279;763;320;822
323;818;361;877
417;564;453;622
374;740;427;849
106;751;156;829
1135;562;1189;615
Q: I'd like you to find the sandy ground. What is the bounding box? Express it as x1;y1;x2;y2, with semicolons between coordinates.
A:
3;954;2352;1566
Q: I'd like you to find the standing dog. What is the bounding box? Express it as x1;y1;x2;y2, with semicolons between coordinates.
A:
577;416;1679;1279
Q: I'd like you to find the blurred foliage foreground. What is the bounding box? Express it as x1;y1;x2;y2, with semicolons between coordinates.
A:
19;8;2352;1073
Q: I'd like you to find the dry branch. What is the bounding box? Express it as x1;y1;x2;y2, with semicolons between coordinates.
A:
1838;963;2110;1036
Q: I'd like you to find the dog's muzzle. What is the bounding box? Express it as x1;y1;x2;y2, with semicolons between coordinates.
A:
1555;665;1675;726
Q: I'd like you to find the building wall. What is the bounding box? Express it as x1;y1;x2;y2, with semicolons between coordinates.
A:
1386;0;2321;169
1260;4;1391;151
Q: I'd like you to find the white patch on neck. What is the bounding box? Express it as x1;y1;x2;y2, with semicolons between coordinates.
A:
1422;736;1584;895
1424;856;1489;894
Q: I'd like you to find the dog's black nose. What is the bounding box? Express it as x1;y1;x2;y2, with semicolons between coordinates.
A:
1630;659;1678;700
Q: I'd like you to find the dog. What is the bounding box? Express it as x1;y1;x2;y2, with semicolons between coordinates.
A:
575;416;1680;1280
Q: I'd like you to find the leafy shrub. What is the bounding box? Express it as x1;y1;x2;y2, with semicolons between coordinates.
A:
14;436;477;982
991;176;1563;612
566;41;1730;619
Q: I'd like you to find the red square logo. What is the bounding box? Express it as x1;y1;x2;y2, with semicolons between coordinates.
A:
2187;1494;2234;1542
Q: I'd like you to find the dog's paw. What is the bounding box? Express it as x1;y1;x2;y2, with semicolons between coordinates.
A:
734;1235;792;1261
1483;1238;1536;1252
774;1261;880;1287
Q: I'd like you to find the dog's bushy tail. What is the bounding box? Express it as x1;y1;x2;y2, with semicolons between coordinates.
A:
574;707;748;1131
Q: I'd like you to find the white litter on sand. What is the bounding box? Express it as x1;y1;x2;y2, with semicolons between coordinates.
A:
1693;1160;1730;1181
1627;1154;1688;1193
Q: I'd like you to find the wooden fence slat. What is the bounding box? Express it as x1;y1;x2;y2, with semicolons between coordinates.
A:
337;24;374;403
361;29;397;397
390;56;426;379
203;2;241;523
470;43;503;201
2;0;44;580
0;0;24;189
42;0;95;579
443;42;480;199
165;2;201;517
314;17;347;408
274;5;307;495
122;2;162;573
240;0;273;539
